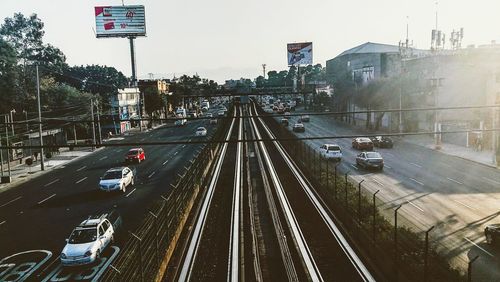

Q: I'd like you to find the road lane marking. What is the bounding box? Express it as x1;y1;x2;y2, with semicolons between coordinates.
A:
0;196;22;208
76;165;87;171
385;164;392;169
483;177;500;185
406;200;424;212
75;177;88;184
465;237;494;257
43;179;60;187
99;156;108;161
372;178;384;186
174;151;179;156
125;188;136;197
410;162;422;168
148;171;156;178
182;144;186;148
350;164;359;170
409;178;424;186
454;200;477;211
162;160;169;165
0;220;5;226
38;194;56;204
447;177;463;185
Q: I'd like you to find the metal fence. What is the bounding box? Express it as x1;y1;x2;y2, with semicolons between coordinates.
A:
272;119;467;282
101;117;228;281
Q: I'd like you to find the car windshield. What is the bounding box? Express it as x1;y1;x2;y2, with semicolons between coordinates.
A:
103;171;122;180
197;128;205;131
327;145;341;151
366;152;382;158
359;138;371;142
128;150;138;155
69;228;97;244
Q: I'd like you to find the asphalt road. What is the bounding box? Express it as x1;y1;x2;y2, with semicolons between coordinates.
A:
0;113;217;279
278;106;500;281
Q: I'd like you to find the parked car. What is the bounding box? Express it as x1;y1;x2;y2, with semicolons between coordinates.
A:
281;118;289;126
61;211;122;266
125;148;145;163
371;136;394;148
293;123;305;132
175;118;187;126
356;151;384;170
99;167;135;193
352;137;374;150
485;224;500;244
195;127;208;136
301;115;310;122
320;144;343;161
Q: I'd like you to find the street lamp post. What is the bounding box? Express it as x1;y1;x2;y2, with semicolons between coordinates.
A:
36;65;45;171
10;109;16;137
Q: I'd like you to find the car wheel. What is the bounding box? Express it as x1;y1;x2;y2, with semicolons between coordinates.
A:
486;233;493;244
138;158;141;163
131;176;135;186
122;184;126;193
96;250;101;259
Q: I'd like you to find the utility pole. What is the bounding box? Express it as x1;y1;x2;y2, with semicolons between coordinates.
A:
73;117;77;145
142;91;146;130
36;65;44;171
90;98;96;150
4;116;11;179
10;109;16;137
96;99;102;144
262;64;266;79
23;110;32;158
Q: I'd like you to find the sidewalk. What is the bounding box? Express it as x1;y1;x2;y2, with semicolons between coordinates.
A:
0;147;99;192
403;134;498;168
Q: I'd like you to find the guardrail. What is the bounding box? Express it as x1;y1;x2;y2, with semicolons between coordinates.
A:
100;115;230;281
263;112;466;282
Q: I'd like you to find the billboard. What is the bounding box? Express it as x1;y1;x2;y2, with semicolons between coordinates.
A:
287;42;312;66
95;5;146;38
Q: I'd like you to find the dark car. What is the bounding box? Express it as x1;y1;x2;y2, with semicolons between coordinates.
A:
372;136;394;148
356;151;384;170
352;137;374;150
281;118;289;126
485;224;500;244
293;123;305;132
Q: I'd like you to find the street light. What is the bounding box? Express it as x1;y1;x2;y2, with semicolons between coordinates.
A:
10;109;16;137
23;110;32;159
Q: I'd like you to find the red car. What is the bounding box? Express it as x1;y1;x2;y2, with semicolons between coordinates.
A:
352;138;374;150
125;148;145;163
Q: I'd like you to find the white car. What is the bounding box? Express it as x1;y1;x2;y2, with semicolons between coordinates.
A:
320;144;343;161
217;110;225;117
195;127;208;136
175;118;187;126
206;113;213;118
61;212;121;266
99;167;135;193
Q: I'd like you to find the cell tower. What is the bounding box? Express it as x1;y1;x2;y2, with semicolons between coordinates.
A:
450;28;464;50
430;1;445;51
262;64;266;79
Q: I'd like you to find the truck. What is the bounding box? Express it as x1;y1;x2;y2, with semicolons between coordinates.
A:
201;100;210;110
61;211;122;266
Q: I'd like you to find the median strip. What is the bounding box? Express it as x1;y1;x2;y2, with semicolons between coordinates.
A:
43;179;60;187
0;196;22;208
38;194;56;205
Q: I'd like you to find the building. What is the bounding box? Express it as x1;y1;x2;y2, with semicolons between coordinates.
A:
108;87;140;134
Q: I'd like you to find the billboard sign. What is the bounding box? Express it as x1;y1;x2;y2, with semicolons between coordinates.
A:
287;42;313;66
95;5;146;38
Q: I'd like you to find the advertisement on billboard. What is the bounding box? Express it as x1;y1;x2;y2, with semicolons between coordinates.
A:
95;5;146;38
287;42;313;66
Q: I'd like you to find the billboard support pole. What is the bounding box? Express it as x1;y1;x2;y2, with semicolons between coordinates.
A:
128;36;142;131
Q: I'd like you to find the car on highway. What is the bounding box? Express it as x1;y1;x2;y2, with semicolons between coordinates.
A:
188;111;198;118
217;110;225;117
175;117;187;126
320;144;343;161
371;136;394;148
195;127;208;136
61;211;122;266
293;123;305;132
356;151;384;170
301;115;310;122
206;113;213;118
125;148;145;163
281;118;289;126
210;119;218;125
99;167;135;193
485;224;500;244
352;137;374;150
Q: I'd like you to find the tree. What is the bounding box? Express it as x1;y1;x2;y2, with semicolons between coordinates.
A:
0;38;22;113
0;13;44;63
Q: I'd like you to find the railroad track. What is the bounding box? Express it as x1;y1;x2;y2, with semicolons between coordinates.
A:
174;102;375;281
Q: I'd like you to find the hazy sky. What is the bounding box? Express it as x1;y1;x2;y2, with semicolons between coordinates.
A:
2;0;500;83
